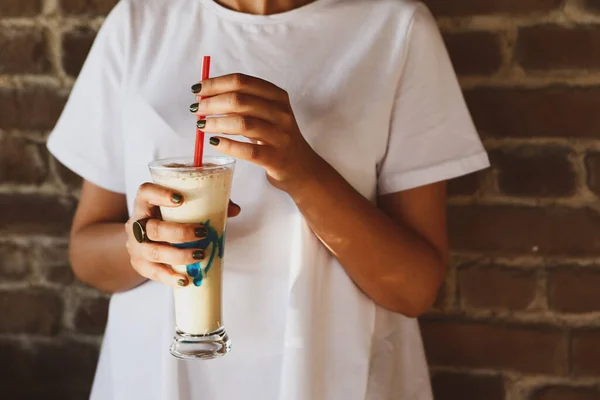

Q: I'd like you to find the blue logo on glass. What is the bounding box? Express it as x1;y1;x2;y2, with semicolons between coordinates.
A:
174;220;225;287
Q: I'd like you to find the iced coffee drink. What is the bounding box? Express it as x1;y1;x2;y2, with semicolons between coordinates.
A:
149;156;235;359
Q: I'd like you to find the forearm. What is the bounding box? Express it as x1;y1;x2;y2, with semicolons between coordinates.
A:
70;223;145;294
289;162;445;317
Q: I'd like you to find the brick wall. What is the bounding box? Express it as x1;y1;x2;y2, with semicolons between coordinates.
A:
0;0;598;399
0;1;116;398
425;0;600;399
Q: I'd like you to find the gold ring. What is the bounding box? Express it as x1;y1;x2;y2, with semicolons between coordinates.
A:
132;218;150;243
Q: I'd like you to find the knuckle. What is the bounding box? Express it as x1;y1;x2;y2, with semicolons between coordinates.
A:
130;257;140;268
148;267;161;282
249;145;261;161
138;182;152;196
148;244;160;261
131;257;146;274
177;250;189;264
147;219;160;240
237;116;252;132
173;225;187;241
229;92;244;108
231;73;247;89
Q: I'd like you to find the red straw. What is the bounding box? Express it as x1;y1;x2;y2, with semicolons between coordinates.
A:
193;56;211;167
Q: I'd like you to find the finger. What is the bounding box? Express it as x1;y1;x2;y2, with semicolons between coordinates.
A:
209;136;275;167
144;219;208;243
134;182;183;218
192;92;290;125
131;257;189;288
228;200;241;218
198;115;287;147
193;73;288;103
139;241;206;266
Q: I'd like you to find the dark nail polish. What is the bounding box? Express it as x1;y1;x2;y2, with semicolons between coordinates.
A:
197;119;206;129
189;103;199;113
210;137;220;146
171;193;182;204
191;83;202;94
193;250;205;260
177;278;188;287
195;226;208;238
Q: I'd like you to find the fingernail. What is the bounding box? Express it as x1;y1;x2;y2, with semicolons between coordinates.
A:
177;278;188;287
210;137;220;146
197;119;206;129
195;226;208;238
193;250;205;260
191;83;202;94
171;193;182;204
189;103;199;113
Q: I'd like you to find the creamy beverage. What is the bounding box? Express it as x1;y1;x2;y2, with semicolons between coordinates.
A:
149;156;235;359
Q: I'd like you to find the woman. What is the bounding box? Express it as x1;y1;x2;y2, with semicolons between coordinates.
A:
48;0;489;399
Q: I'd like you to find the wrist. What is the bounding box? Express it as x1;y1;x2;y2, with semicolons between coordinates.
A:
284;154;333;203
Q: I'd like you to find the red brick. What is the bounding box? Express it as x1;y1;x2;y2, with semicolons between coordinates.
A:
491;147;576;197
447;171;481;196
443;32;502;75
571;329;600;376
30;340;98;389
448;206;600;255
60;0;119;15
0;340;29;384
0;0;42;17
0;194;75;235
548;267;600;313
74;296;109;334
585;152;600;197
52;156;82;189
516;25;600;70
40;242;74;285
532;386;600;400
433;280;447;310
0;242;29;280
432;372;504;400
584;0;600;13
0;27;50;74
458;265;536;310
424;0;562;16
421;319;567;374
62;27;96;77
465;87;600;139
0;290;63;334
0;86;68;131
0;136;48;184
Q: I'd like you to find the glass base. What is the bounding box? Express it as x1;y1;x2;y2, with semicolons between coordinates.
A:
169;327;230;360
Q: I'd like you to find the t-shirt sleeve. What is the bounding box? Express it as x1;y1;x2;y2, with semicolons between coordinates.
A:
377;5;490;195
47;1;129;194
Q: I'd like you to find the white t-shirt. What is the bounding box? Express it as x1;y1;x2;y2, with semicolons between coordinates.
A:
47;0;489;399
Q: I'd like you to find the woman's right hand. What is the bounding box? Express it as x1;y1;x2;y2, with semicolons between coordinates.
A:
124;182;240;288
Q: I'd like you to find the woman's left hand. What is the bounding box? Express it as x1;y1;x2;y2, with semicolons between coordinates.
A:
191;73;325;193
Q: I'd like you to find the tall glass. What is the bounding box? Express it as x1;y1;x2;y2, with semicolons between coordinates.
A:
149;156;235;359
